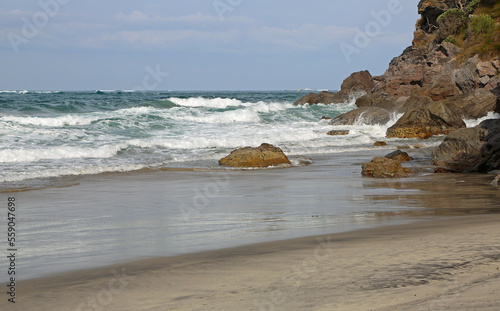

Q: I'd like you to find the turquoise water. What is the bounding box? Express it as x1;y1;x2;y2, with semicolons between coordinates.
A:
0;90;435;190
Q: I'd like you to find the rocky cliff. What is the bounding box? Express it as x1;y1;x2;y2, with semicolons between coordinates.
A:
295;0;500;123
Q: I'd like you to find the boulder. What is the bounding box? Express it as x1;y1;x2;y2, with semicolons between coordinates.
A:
374;141;388;146
432;119;500;173
419;75;461;101
293;91;345;105
385;150;413;162
327;130;349;136
451;55;480;93
340;70;374;94
361;157;413;178
477;61;497;78
441;89;500;119
219;143;291;168
329;107;392;126
355;91;398;111
294;71;373;105
386;102;466;139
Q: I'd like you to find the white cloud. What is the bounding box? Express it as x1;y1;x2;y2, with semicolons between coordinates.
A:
114;10;255;24
115;10;150;22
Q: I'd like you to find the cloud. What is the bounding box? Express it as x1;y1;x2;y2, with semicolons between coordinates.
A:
114;11;254;24
115;10;150;22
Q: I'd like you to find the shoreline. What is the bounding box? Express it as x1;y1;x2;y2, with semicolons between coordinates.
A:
3;213;500;310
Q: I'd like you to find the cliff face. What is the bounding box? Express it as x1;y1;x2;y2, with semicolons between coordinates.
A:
357;0;500;118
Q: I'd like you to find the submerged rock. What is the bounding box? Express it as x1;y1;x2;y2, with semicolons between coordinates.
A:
329;107;392;126
219;143;291;168
361;157;413;178
385;150;413;162
432;119;500;173
327;130;349;136
374;141;388;146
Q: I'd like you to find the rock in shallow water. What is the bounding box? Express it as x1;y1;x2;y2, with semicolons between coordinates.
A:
386;102;466;139
432;119;500;173
327;130;349;136
361;157;413;178
219;143;291;168
385;150;413;162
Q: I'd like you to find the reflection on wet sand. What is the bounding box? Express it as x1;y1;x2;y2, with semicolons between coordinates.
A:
361;172;500;213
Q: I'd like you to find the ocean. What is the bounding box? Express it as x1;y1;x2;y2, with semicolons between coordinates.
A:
1;90;496;281
0;90;431;189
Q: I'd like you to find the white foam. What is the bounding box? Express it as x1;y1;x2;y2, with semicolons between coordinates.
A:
0;144;127;163
168;97;249;109
464;112;500;128
1;115;101;127
168;109;261;124
0;163;151;183
0;90;28;94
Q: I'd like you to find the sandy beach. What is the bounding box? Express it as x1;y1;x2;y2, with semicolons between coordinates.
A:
2;212;499;311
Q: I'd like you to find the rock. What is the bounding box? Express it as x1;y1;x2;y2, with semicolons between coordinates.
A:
385;150;413;162
386;102;466;139
485;75;499;91
492;175;500;187
416;0;450;34
327;130;349;136
340;70;374;94
374;47;426;97
437;42;461;58
441;89;500;119
374;141;388;146
329;107;392;126
452;55;480;93
294;71;373;105
477;61;497;77
432;119;500;173
293;91;345;105
491;85;500;100
355;91;398;111
219;143;291;168
361;157;413;178
321;116;332;120
420;75;461;101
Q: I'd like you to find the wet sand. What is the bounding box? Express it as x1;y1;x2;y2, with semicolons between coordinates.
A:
2;213;500;311
2;147;500;310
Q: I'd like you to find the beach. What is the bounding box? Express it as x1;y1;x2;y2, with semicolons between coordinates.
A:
1;152;500;310
3;212;500;311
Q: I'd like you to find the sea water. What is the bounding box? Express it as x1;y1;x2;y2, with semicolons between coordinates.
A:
0;90;442;188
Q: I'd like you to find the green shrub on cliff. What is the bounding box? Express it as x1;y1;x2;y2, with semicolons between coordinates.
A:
436;8;467;42
444;35;458;45
466;0;482;15
470;14;495;35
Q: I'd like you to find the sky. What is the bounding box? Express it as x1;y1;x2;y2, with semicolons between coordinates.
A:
0;0;420;91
